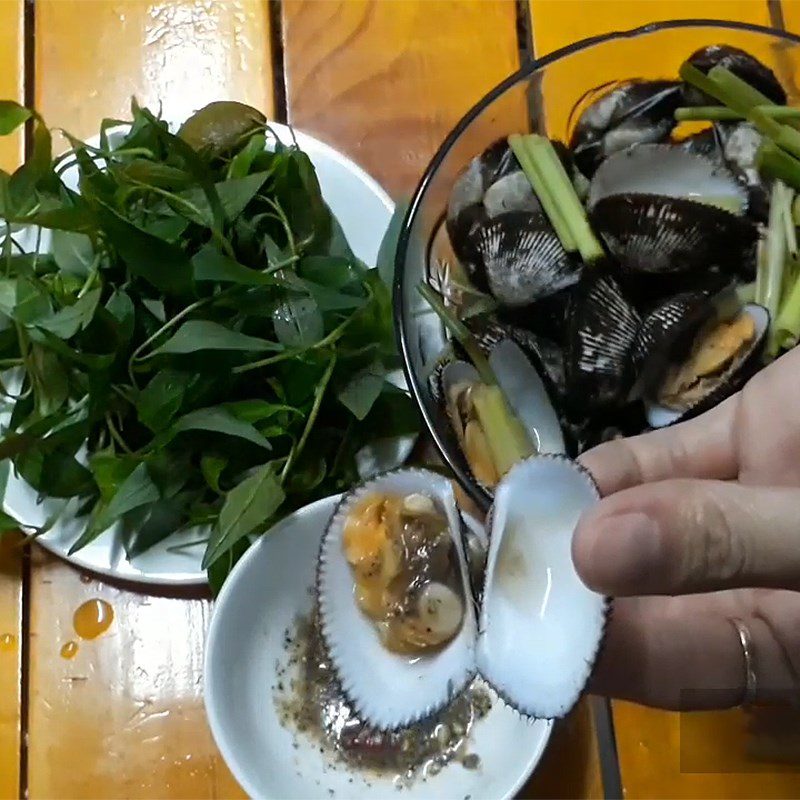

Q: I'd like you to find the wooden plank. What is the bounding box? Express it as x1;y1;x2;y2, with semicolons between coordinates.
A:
27;2;273;796
0;0;24;173
283;0;523;197
0;535;23;800
282;1;603;796
527;3;800;797
0;2;25;796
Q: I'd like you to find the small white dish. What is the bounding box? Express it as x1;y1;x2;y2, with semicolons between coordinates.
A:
0;121;408;586
204;493;552;799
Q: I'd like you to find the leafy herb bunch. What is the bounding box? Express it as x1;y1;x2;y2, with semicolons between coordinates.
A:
0;99;417;590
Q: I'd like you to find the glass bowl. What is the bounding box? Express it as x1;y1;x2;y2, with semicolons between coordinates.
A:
394;19;800;511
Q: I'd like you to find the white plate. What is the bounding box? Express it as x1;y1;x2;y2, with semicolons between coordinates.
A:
1;121;404;586
204;493;552;799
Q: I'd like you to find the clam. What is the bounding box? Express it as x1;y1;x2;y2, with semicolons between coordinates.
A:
317;456;606;729
440;338;565;490
683;44;787;106
642;301;769;428
460;211;581;307
569;80;682;177
565;270;641;408
587;144;758;275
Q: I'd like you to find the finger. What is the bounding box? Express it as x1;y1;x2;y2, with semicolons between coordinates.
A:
590;590;800;710
577;395;739;497
573;480;800;596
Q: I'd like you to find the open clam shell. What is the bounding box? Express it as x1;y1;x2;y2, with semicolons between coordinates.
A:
645;302;769;428
590;193;758;275
317;469;478;731
476;455;606;718
587;144;748;212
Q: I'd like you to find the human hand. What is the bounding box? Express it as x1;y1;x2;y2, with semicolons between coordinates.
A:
573;345;800;710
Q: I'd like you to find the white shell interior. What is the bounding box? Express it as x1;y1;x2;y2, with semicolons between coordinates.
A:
488;340;565;456
587;143;747;211
475;456;605;718
317;469;477;730
645;302;769;429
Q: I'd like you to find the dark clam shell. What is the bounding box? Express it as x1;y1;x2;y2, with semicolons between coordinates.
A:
646;303;770;428
590;193;758;276
684;45;787;106
629;289;718;398
565;270;641;409
464;211;581;307
569;80;682;177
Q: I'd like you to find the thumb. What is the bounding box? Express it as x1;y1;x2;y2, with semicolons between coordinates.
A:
572;479;800;596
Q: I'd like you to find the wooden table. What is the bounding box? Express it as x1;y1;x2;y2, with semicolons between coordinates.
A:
1;1;800;797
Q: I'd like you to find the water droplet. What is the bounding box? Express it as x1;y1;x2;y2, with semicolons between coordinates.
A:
60;641;79;660
73;599;115;640
0;633;17;652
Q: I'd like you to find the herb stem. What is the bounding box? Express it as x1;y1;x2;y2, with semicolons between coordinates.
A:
675;105;800;122
105;413;133;454
280;353;336;483
417;283;496;386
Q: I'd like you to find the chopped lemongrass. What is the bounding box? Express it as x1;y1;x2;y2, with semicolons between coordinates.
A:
508;134;576;251
756;141;800;191
783;188;798;258
528;135;605;263
471;383;535;478
763;181;789;352
418;283;495;386
675;105;800;122
510;133;604;263
775;270;800;350
680;64;800;159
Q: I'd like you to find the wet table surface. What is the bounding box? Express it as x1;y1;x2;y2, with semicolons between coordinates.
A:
1;1;800;797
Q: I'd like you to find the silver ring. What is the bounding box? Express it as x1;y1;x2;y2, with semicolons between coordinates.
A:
731;617;757;706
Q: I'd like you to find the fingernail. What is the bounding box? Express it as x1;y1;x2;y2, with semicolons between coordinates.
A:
577;512;662;595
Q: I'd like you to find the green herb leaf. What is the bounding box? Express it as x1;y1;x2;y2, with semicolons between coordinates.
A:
0;102;32;136
337;360;385;420
151;320;282;355
201;454;228;492
136;369;190;432
34;288;101;339
96;201;193;295
69;462;160;554
51;230;95;277
192;244;274;285
160;406;273;450
203;462;285;568
272;295;323;347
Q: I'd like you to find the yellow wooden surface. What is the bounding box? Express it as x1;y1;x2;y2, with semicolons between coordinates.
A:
0;2;25;796
282;1;602;795
0;535;23;800
26;2;273;796
528;2;800;797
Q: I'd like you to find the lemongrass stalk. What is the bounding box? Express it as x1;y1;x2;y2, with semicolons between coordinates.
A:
757;141;800;192
764;181;788;349
471;384;535;477
526;134;605;263
508;134;576;251
755;237;767;306
418;283;496;386
774;270;800;350
783;187;798;258
675;105;800;122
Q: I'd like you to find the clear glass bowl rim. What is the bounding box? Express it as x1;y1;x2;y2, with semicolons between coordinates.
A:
392;17;800;510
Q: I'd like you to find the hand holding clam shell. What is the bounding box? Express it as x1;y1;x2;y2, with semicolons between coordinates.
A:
573;345;800;710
